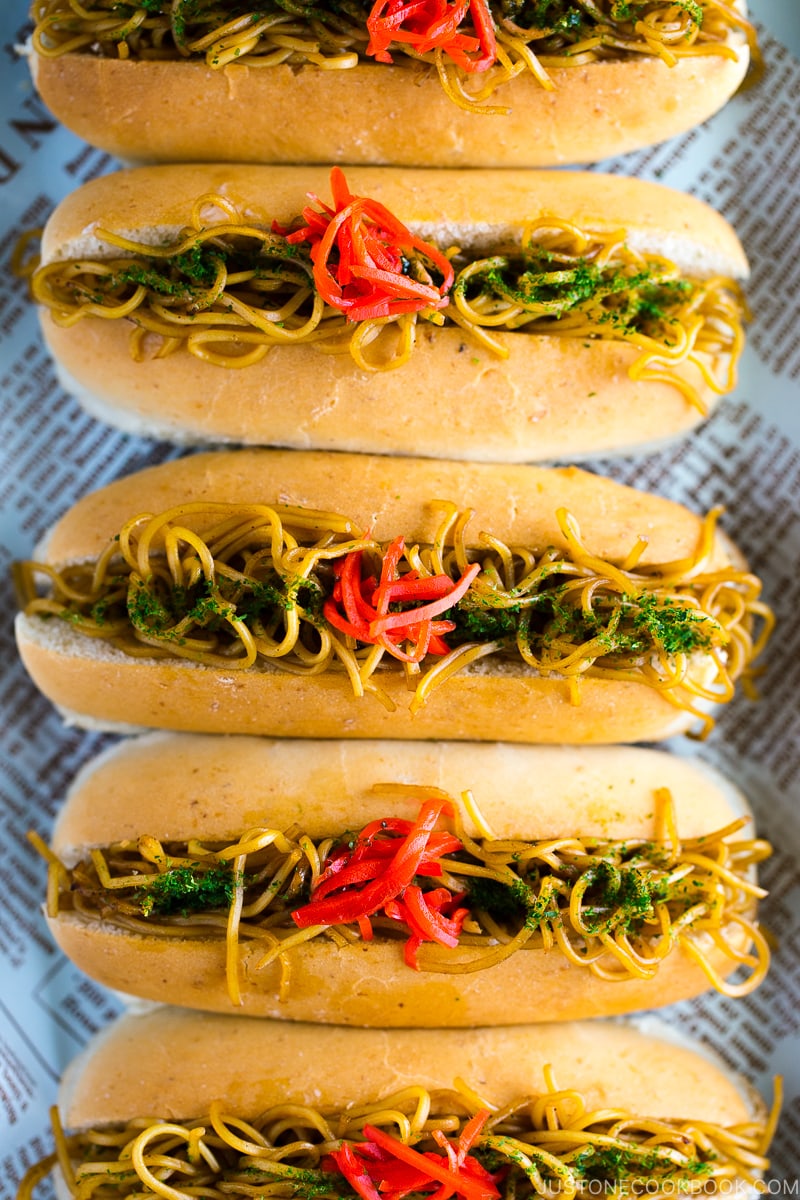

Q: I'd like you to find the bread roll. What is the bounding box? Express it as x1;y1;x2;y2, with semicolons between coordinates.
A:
15;450;770;743
34;165;748;460
29;4;752;167
60;1008;757;1126
29;1009;772;1200
42;735;769;1024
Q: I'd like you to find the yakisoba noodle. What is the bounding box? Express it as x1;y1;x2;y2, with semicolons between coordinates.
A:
18;1066;781;1200
31;784;772;1008
30;1;759;115
15;498;773;735
30;196;747;412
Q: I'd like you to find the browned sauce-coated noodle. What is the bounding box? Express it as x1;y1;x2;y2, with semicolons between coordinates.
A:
14;500;773;735
31;204;746;407
32;786;771;1007
18;1069;780;1199
30;1;759;115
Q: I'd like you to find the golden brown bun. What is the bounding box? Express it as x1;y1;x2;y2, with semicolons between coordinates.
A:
53;735;749;851
42;319;727;462
16;450;737;743
32;450;732;568
48;923;754;1025
60;1008;754;1130
40;167;748;273
37;165;748;460
10;628;716;743
47;735;756;1025
32;50;749;168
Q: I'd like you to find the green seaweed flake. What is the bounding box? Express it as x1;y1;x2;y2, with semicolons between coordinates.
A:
136;862;239;917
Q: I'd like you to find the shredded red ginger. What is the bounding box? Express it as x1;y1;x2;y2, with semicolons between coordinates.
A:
328;1111;499;1200
366;0;497;73
323;534;480;665
284;167;455;322
292;799;470;968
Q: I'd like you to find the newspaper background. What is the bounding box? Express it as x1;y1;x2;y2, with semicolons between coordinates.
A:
0;1;798;1192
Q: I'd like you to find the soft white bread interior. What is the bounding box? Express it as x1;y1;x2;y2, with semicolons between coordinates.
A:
31;46;750;169
44;736;762;1025
59;1008;756;1130
37;166;748;459
16;450;740;743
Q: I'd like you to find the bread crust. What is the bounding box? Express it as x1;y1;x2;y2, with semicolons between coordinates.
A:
32;50;749;168
47;916;753;1026
37;164;747;459
45;736;757;1025
12;620;710;742
40;317;728;461
16;450;738;742
60;1008;754;1130
34;449;729;567
40;166;748;271
52;735;750;851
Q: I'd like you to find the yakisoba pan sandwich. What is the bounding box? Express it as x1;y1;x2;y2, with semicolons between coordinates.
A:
14;449;773;743
31;735;771;1024
28;1;757;166
28;165;751;461
18;1007;780;1199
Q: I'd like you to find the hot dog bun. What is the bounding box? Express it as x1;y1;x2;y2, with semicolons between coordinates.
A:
35;166;748;461
15;449;768;743
40;1009;772;1200
30;28;750;168
60;1008;756;1127
43;734;768;1025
